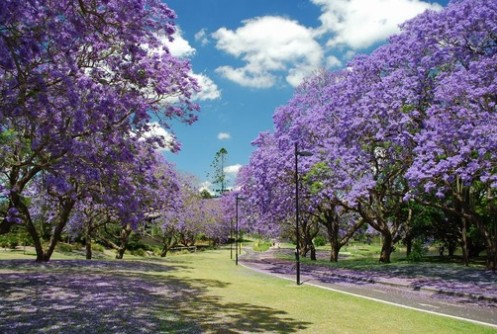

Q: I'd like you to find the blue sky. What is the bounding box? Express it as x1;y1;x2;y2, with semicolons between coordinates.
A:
160;0;449;192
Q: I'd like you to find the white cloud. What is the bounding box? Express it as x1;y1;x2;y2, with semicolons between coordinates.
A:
224;164;242;175
163;27;196;58
136;122;176;151
199;180;214;195
311;0;442;50
191;73;221;100
215;66;276;88
212;16;323;88
194;28;210;46
217;132;231;140
326;55;342;68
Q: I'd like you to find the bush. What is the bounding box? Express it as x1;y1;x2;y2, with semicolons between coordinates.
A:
0;235;19;249
407;239;427;262
130;248;146;256
0;235;9;249
313;236;327;247
56;242;75;253
8;239;19;249
91;242;105;253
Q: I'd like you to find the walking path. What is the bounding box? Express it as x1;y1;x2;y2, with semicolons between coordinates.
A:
239;248;497;328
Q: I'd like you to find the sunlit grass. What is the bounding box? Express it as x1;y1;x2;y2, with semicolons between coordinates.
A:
1;249;495;333
252;239;272;252
162;250;493;333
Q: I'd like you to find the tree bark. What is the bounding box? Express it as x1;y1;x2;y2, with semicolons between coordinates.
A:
115;225;132;259
42;199;75;261
85;239;92;260
461;216;469;266
329;245;339;262
448;242;456;256
379;232;393;263
13;194;47;261
405;237;413;257
309;244;316;261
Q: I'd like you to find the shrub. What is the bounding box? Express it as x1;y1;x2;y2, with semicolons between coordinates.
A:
407;239;427;262
313;236;327;247
56;242;74;253
0;235;8;249
91;242;105;253
8;239;19;250
130;248;146;257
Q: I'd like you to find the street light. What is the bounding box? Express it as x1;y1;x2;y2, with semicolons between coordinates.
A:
295;142;313;285
235;194;245;266
230;218;233;260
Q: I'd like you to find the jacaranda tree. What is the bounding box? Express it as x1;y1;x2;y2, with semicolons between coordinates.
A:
0;0;199;261
236;0;497;268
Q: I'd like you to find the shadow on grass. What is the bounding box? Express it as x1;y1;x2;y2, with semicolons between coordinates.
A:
0;259;310;333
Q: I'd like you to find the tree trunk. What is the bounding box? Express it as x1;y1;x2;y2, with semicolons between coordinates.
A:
116;247;125;259
310;244;316;261
405;237;413;257
379;232;393;263
447;242;456;256
487;247;496;273
461;217;469;266
328;230;340;262
482;221;497;272
160;247;168;257
329;245;339;262
115;225;132;259
42;200;75;261
86;240;92;260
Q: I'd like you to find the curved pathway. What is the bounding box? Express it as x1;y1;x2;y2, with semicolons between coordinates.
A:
239;248;497;329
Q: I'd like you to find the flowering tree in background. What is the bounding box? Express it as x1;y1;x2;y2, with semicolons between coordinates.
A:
236;0;497;268
403;0;497;269
152;174;226;256
0;0;199;261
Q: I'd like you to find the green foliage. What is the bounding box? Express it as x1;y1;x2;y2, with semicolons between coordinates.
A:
209;147;228;195
127;233;152;251
0;238;7;249
0;233;19;250
130;248;147;256
8;240;19;249
253;239;271;252
199;189;213;199
407;239;427;263
56;242;76;253
91;242;105;253
313;235;327;247
303;161;330;194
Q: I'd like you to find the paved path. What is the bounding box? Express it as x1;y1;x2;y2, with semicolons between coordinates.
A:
239;248;497;329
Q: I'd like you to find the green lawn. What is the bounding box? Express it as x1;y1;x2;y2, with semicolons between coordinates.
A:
0;249;495;333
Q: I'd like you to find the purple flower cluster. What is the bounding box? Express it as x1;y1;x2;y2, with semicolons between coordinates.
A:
235;0;497;267
0;1;200;260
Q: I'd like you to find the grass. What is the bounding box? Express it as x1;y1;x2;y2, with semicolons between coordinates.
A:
275;240;487;272
1;249;495;333
252;239;272;252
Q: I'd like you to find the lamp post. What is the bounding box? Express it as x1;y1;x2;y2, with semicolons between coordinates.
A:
295;142;313;285
235;194;245;265
230;218;233;259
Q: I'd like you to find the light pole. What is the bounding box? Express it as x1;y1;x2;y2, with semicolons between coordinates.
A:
230;219;233;259
295;142;313;285
235;194;245;265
